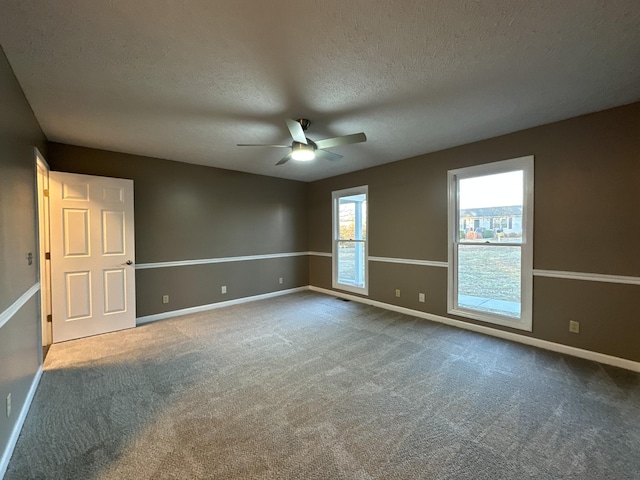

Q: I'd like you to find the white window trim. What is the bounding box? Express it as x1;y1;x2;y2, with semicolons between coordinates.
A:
332;185;369;295
447;156;534;331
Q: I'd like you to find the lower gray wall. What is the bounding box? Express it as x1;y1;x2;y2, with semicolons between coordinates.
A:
136;257;308;316
309;102;640;363
47;143;309;318
0;45;46;471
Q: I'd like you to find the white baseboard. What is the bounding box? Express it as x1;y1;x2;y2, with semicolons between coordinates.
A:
0;365;43;480
136;287;309;325
309;286;640;373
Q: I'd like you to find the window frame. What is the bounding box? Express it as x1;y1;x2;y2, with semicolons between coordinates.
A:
332;185;369;295
447;156;534;331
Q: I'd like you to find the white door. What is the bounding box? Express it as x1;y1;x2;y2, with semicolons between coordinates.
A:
49;172;136;343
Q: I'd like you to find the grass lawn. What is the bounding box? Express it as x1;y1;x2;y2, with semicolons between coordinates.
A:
458;245;521;302
337;245;521;303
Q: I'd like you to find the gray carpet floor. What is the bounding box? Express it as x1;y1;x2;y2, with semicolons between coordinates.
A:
6;291;640;479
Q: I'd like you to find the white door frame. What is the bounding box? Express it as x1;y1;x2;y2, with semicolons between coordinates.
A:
35;148;52;347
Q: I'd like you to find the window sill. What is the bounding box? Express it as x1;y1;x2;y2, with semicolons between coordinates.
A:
448;307;532;332
332;282;369;296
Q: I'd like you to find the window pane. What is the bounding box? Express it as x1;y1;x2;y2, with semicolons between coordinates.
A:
339;194;366;240
457;244;521;318
337;241;365;288
459;170;523;243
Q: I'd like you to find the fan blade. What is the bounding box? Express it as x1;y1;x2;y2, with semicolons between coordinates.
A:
285;119;308;144
315;149;343;162
314;132;366;150
237;144;291;147
276;153;293;165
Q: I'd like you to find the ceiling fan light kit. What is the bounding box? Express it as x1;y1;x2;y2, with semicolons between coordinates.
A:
238;118;366;166
291;142;316;161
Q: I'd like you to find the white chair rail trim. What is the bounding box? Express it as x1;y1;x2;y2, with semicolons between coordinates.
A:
0;283;40;330
136;252;309;270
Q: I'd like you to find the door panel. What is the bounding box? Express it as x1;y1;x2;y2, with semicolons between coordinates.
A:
65;271;92;319
50;172;136;342
104;269;126;314
102;186;124;203
62;180;89;200
102;210;125;254
63;209;90;256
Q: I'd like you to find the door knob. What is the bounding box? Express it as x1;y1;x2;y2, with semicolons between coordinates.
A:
123;260;133;266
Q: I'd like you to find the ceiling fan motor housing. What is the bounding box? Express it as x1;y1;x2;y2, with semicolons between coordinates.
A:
292;139;317;150
296;119;311;131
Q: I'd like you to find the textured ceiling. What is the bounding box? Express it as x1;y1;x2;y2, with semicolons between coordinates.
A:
1;1;639;182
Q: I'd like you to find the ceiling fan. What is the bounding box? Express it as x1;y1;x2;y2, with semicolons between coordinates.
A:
237;119;366;165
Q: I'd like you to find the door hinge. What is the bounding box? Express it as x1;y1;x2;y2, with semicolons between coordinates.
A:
43;189;49;197
45;252;51;260
46;314;52;323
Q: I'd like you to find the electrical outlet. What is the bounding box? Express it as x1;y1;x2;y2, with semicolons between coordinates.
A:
6;393;11;418
419;293;425;303
221;286;227;294
569;320;580;333
162;295;169;304
279;277;283;285
395;289;401;298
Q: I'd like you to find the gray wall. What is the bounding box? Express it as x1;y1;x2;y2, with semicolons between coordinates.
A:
47;144;309;317
309;102;640;362
0;45;46;466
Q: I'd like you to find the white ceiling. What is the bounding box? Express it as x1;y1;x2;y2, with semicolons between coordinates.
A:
1;1;639;182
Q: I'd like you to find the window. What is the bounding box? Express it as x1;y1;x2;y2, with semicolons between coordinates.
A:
448;156;533;331
332;186;368;295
